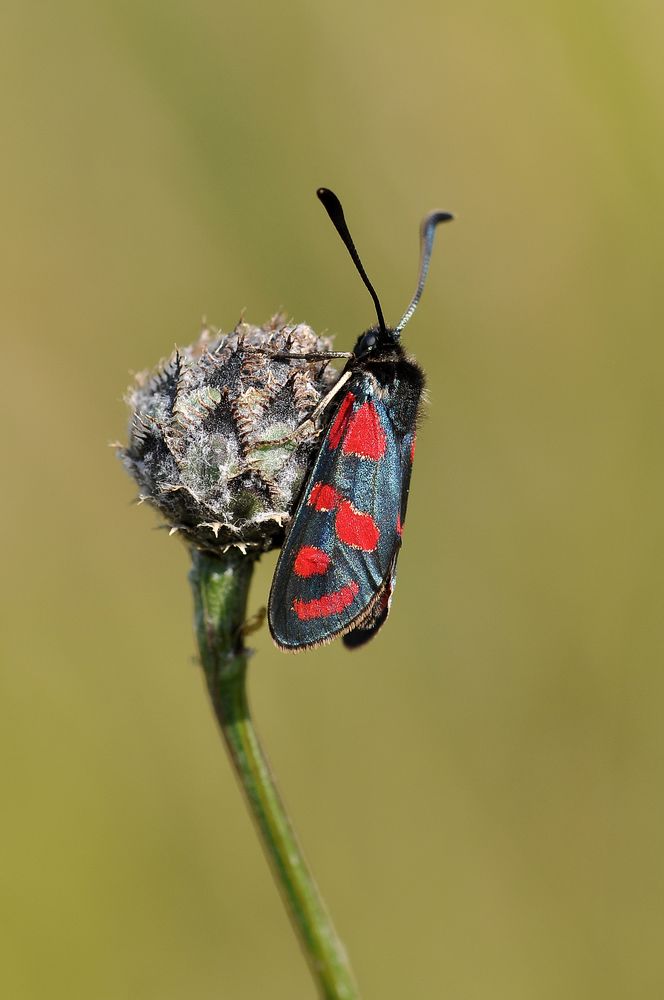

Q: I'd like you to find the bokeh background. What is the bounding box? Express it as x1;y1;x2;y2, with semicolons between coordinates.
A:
2;2;663;998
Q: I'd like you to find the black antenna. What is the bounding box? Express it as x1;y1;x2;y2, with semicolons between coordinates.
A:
394;210;454;337
316;188;387;335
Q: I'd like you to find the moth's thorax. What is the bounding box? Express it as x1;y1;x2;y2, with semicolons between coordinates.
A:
353;351;425;436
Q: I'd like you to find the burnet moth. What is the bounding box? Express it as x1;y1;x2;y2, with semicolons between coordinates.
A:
268;188;453;651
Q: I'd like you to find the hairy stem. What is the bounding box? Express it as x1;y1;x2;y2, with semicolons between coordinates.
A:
189;548;360;1000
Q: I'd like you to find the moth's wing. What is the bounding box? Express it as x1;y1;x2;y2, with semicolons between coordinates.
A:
268;375;407;651
341;422;417;648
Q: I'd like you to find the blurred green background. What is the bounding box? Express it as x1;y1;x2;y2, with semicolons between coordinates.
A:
2;1;663;997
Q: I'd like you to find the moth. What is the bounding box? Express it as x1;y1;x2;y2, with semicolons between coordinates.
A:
268;188;452;651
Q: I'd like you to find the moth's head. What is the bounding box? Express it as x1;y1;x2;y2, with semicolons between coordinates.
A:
353;324;396;358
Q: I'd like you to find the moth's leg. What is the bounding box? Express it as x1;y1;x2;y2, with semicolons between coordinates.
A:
305;369;352;422
242;606;267;638
242;346;353;361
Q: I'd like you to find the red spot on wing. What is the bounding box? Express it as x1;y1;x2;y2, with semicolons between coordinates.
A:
342;402;387;461
293;546;331;578
410;435;417;464
308;481;342;512
328;393;355;449
293;581;360;621
396;512;403;536
335;500;380;551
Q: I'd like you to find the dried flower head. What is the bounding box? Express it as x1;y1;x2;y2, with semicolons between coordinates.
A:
119;315;339;554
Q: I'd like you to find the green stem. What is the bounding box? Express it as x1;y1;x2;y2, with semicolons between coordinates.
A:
189;548;360;1000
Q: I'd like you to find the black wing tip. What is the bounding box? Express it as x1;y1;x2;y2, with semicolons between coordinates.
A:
342;628;378;650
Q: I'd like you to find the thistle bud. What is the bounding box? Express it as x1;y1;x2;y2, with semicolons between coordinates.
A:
119;315;339;554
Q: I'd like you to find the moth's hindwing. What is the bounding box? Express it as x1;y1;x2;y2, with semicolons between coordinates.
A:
268;371;418;651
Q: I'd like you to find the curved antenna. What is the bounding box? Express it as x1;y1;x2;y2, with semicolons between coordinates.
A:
394;210;454;337
316;188;387;335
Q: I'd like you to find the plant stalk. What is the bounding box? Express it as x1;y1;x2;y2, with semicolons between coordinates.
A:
189;547;360;1000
